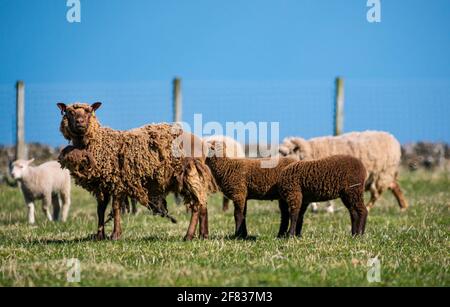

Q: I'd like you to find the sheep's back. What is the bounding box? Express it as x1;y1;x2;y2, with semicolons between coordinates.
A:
36;161;70;191
280;155;366;202
284;131;401;189
203;135;245;158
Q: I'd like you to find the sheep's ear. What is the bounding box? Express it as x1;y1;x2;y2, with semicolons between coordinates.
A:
57;103;67;115
27;158;35;165
91;102;102;112
206;141;216;157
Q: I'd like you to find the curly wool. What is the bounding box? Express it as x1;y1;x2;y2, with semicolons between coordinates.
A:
202;135;245;212
207;156;297;201
59;104;213;208
279;131;407;209
278;155;368;236
205;140;297;237
279;155;367;202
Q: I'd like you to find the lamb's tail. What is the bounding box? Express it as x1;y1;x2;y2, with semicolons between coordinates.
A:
178;158;218;207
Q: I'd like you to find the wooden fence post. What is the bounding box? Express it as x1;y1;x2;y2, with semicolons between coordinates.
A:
334;77;344;136
16;80;26;160
173;77;182;123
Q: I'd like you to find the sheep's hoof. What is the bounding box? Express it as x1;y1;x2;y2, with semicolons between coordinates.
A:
94;232;106;241
183;235;194;241
234;234;248;240
110;232;122;241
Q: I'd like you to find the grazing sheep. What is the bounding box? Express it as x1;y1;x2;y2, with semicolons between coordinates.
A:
203;135;245;212
278;155;368;237
205;141;297;238
172;131;207;210
279;131;408;210
57;102;216;241
402;142;447;171
11;159;71;224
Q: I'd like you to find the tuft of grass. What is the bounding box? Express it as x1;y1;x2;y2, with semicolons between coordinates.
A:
0;170;448;286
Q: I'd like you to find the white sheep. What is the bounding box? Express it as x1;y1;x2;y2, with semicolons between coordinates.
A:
203;135;246;159
11;159;71;224
279;131;408;211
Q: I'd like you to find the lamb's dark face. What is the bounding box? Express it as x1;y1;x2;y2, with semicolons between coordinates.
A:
57;102;102;135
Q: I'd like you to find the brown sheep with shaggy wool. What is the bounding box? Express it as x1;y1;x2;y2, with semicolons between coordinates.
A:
278;155;368;237
57;102;216;241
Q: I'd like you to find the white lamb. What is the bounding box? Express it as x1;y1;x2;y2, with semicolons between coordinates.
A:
11;159;71;224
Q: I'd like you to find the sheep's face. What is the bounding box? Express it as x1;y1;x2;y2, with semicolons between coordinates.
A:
57;102;102;136
205;140;226;158
11;159;34;180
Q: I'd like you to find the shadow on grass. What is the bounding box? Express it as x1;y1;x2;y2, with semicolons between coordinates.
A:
22;233;260;245
130;234;259;243
30;235;98;245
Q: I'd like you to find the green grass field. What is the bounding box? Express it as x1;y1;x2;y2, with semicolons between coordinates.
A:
0;170;448;287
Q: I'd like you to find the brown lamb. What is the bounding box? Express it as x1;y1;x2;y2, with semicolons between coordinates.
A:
279;131;407;210
278;155;368;237
205;141;297;238
57;102;216;241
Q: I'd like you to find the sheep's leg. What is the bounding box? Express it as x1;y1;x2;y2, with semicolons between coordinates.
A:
51;193;61;221
198;206;209;239
25;199;35;225
242;202;249;236
295;202;310;237
233;198;247;238
222;196;230;212
184;206;199;241
121;198;129;214
110;196;123;241
389;180;408;210
341;195;359;236
95;194;110;241
60;190;71;222
287;192;302;237
131;198;138;215
356;200;368;235
349;207;359;235
277;200;289;238
42;194;53;222
366;183;380;210
342;191;367;236
311;203;319;213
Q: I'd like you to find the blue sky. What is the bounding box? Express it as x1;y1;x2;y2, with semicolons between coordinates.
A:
0;0;449;146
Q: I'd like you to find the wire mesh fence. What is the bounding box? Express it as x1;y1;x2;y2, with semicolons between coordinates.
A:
0;79;449;147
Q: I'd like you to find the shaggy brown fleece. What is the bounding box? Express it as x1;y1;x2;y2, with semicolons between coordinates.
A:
278;155;368;237
57;102;215;241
